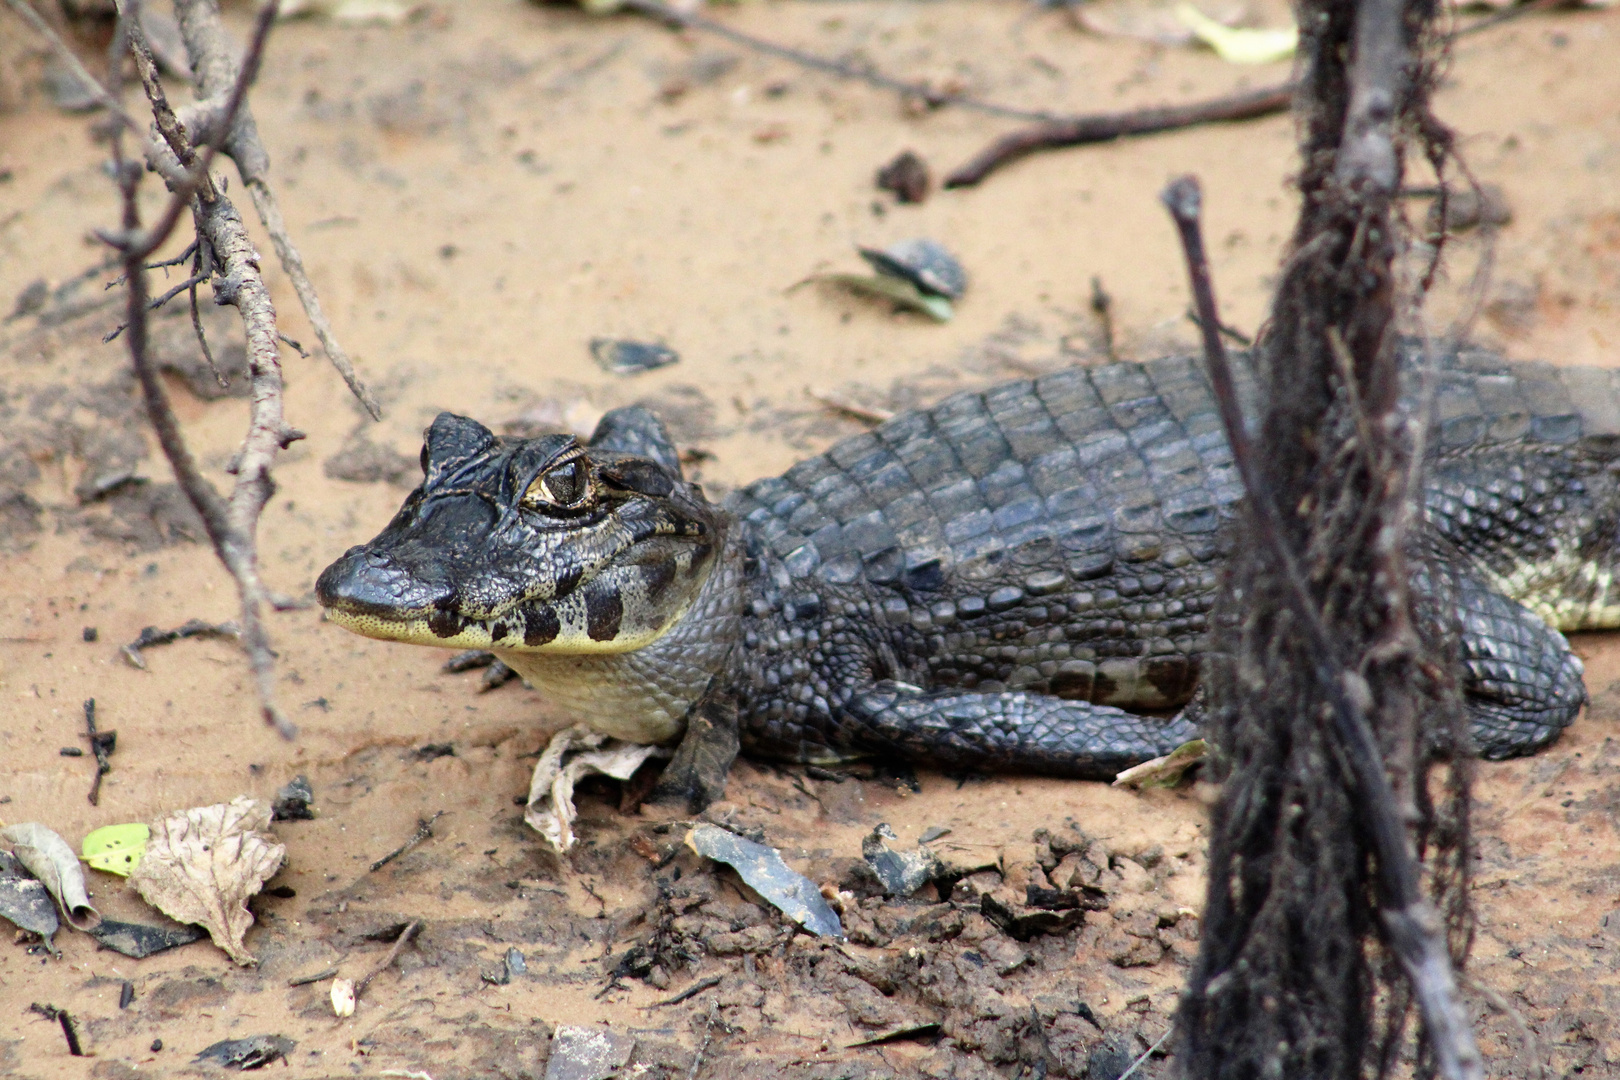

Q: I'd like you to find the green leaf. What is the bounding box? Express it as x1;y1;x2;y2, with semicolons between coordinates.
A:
814;274;955;322
80;823;150;877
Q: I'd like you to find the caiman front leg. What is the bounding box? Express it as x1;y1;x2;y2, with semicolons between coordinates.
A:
649;681;741;811
838;682;1202;780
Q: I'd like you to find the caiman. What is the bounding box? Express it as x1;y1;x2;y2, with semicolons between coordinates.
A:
315;345;1615;803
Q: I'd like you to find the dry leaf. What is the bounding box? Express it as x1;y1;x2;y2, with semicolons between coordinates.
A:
1;822;101;930
279;0;423;24
808;273;955;322
686;824;843;937
0;850;62;951
1112;738;1209;788
1174;4;1297;64
525;726;669;853
331;977;357;1017
129;796;285;966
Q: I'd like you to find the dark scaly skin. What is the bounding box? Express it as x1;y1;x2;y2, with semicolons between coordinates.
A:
318;347;1616;789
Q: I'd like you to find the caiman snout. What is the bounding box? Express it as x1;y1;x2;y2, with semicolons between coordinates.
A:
316;546;455;620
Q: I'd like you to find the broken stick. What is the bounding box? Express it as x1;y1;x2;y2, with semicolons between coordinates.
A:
944;82;1294;189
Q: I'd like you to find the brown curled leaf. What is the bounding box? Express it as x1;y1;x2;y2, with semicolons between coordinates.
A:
129;796;285;966
1;823;101;930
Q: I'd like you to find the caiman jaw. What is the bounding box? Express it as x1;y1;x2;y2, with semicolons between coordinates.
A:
318;544;711;654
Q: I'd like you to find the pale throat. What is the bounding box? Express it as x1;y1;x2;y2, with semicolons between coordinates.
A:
493;545;744;744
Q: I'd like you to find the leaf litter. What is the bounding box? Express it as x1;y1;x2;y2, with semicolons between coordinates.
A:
1;822;101;930
685;823;844;938
194;1034;297;1070
128;796;286;966
861;822;945;897
0;850;61;952
80;821;150;876
526;725;671;853
797;238;967;322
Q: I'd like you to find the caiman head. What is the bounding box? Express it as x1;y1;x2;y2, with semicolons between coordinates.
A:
316;407;725;654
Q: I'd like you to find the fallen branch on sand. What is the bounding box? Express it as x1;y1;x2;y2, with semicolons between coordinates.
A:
944;83;1294;189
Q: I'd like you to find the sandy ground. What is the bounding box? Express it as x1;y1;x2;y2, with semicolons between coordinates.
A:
0;1;1618;1077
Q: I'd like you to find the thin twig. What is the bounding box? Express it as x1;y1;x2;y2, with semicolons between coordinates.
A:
102;271;209;341
944;82;1294;188
84;698;113;806
287;965;340;987
1090;276;1116;361
1116;1025;1172;1080
807;387;893;424
370;811;445;873
124;3;195;171
620;0;1065;123
244;181;381;418
648;974;723;1008
28;1004;85;1056
686;1002;717;1080
355;920;421;999
144;242;199;272
1161;174;1480;1080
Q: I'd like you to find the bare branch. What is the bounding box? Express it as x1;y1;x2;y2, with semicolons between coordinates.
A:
62;0;303;740
170;0;380;419
944;83;1294;189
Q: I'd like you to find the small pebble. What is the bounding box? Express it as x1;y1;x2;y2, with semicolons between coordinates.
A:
82;627;98;643
589;338;680;375
876;150;930;204
151;1039;163;1052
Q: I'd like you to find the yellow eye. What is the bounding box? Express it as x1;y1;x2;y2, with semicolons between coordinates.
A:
524;457;592;509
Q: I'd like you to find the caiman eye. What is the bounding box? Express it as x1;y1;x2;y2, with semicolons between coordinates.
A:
523;456;593;511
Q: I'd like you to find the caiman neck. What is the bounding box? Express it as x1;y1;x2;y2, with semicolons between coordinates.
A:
493;531;746;744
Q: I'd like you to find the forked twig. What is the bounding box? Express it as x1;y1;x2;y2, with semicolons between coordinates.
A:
154;0;380;418
84;698;114;806
1162;174;1480;1080
102;0;302;739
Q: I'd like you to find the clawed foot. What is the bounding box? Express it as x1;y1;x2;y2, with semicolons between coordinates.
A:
443;649;519;691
